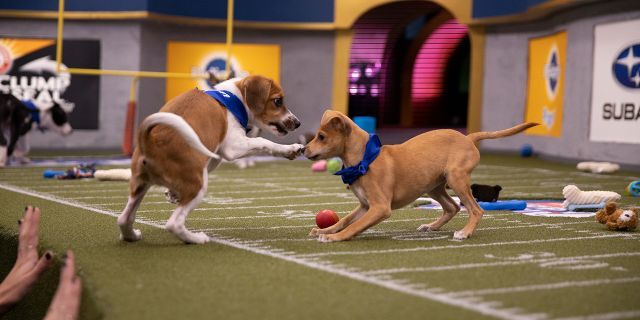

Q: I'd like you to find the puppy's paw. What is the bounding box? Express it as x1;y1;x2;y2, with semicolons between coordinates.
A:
417;224;437;232
0;147;7;167
188;232;211;244
284;144;305;160
453;230;469;240
164;190;179;204
317;234;338;243
309;227;321;236
120;229;142;242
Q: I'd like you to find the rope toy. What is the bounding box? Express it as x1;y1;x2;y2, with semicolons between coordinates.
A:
562;185;621;208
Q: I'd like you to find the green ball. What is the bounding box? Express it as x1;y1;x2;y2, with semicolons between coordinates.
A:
326;158;342;174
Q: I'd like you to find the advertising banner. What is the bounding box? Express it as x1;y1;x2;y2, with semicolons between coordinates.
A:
590;19;640;144
166;42;280;101
0;38;101;129
525;31;567;137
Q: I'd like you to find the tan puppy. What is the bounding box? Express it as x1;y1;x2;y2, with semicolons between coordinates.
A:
118;75;304;244
304;110;537;241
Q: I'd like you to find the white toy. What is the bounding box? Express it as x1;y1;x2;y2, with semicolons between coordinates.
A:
576;161;619;174
562;185;621;208
94;169;131;181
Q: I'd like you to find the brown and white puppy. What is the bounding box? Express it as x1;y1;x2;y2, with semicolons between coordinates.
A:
117;75;304;244
304;110;537;241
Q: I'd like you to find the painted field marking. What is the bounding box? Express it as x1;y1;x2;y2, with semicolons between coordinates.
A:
447;277;640;297
297;234;633;258
555;310;640;320
0;181;547;320
135;201;358;213
363;252;640;275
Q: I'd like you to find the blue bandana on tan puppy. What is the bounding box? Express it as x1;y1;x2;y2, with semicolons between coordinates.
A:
304;110;538;242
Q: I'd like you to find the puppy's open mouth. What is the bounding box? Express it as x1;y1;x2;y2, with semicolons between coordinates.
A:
269;122;288;136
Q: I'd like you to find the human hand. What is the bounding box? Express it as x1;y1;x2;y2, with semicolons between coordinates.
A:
43;250;82;320
0;206;54;315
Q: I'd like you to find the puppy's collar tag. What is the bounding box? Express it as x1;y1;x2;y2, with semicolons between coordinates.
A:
204;90;249;130
335;133;382;185
22;99;44;131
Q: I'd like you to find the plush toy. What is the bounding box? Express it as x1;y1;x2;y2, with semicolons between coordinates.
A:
562;185;621;208
471;184;502;202
576;161;620;174
595;202;638;231
94;168;132;181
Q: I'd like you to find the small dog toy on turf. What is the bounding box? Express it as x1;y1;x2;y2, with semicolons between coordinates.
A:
478;200;526;211
562;185;620;209
326;158;342;174
595;201;638;231
57;163;97;179
94;169;132;181
43;169;66;179
627;181;640;197
315;209;339;229
471;184;502;202
576;161;619;174
520;144;533;157
311;160;327;172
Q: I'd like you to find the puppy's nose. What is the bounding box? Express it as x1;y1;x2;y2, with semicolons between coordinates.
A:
294;118;301;129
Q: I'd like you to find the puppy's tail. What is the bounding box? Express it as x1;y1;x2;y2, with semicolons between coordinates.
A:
137;112;220;160
467;122;538;143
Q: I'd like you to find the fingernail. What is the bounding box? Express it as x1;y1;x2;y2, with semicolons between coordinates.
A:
45;252;52;260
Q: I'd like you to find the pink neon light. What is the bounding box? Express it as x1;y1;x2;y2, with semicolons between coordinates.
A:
411;19;468;102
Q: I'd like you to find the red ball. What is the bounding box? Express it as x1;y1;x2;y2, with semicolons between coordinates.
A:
315;209;339;229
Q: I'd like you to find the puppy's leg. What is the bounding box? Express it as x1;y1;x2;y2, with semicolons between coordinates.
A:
118;181;150;242
220;137;304;161
318;204;391;242
13;135;30;164
165;168;210;244
309;204;367;236
447;169;484;240
417;183;460;232
0;132;7;167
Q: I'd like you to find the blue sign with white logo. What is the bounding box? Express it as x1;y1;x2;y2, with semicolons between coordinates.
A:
612;43;640;89
204;58;237;88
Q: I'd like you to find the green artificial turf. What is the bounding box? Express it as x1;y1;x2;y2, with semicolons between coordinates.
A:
0;154;638;320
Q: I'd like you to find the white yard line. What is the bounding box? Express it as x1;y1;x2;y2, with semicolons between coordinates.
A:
297;234;633;258
135;201;357;213
363;252;640;275
0;181;546;320
555;310;640;320
447;277;640;297
92;193;354;206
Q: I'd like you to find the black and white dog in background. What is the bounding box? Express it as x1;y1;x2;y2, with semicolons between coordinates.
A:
0;92;73;166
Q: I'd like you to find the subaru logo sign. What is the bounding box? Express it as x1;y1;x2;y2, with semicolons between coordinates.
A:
612;43;640;89
544;45;560;99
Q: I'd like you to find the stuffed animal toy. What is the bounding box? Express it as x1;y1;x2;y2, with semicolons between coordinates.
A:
576;161;619;174
596;202;638;231
471;184;502;202
562;185;620;208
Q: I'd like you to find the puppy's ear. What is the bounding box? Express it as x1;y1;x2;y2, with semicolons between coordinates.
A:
495;185;502;191
328;115;351;136
241;76;271;114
